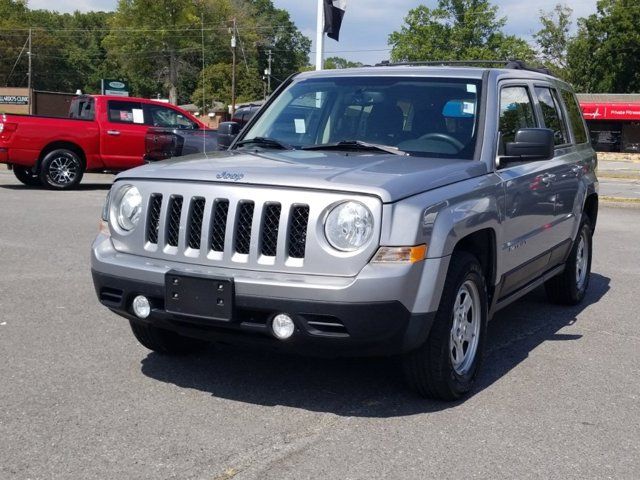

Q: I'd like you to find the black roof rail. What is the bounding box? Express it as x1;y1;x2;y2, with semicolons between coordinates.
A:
375;59;553;76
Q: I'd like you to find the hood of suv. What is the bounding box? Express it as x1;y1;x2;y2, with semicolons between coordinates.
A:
119;150;487;203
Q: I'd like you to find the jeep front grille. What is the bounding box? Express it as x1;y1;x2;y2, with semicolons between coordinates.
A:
147;193;309;261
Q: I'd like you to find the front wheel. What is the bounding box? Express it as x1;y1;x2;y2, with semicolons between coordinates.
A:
129;321;208;355
545;217;593;305
403;252;488;400
39;149;84;189
13;166;42;186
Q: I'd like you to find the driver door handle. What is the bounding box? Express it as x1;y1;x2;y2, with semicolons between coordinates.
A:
107;130;121;136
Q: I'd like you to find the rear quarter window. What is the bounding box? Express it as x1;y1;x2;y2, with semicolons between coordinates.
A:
561;90;589;144
535;87;569;146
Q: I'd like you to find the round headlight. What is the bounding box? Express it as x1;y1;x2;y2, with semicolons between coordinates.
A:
113;185;142;232
324;201;374;252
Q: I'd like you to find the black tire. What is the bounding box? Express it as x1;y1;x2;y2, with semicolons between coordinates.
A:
403;252;488;401
129;320;208;355
39;149;84;189
545;217;593;305
13;165;42;186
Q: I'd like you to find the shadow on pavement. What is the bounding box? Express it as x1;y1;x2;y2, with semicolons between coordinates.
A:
140;273;610;417
0;183;111;191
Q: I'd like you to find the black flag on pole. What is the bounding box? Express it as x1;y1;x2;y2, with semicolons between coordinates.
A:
323;0;346;41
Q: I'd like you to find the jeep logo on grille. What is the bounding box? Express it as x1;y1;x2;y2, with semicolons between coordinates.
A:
216;171;245;181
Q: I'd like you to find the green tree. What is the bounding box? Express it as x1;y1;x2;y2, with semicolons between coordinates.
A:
103;0;199;104
0;1;113;93
249;0;311;90
191;62;263;108
534;4;573;76
567;0;640;93
324;57;363;69
388;0;535;63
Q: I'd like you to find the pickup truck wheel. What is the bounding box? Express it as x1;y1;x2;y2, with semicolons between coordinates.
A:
39;149;84;189
129;320;208;355
545;217;592;305
13;166;42;186
403;252;488;401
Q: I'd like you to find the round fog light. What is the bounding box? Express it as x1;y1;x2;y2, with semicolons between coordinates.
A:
132;295;151;319
272;313;295;340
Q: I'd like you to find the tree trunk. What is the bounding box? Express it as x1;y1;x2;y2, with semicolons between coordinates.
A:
168;49;178;105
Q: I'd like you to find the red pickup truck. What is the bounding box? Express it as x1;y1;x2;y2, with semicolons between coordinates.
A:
0;95;206;189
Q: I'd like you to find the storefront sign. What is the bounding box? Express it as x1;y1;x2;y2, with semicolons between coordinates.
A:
581;103;640;121
0;95;29;105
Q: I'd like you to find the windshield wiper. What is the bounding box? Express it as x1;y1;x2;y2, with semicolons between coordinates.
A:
302;140;407;156
235;136;293;150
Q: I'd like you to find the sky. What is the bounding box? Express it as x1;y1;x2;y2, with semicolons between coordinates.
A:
27;0;599;65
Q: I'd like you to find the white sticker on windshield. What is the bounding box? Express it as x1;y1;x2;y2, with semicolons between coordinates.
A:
466;84;477;94
132;108;144;124
294;118;306;134
463;102;475;115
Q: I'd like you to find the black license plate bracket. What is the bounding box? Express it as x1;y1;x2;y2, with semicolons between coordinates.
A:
165;271;233;321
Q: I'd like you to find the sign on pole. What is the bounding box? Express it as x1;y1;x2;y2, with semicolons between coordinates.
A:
101;79;129;97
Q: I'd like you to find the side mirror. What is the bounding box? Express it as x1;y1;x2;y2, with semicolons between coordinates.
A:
504;128;554;162
217;121;241;150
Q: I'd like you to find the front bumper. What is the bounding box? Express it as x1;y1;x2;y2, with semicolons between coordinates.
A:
91;234;447;356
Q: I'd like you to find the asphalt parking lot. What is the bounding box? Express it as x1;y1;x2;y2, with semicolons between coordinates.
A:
1;170;639;480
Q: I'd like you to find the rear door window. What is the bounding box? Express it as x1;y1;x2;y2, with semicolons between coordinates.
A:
499;86;537;151
561;90;589;144
108;101;145;124
534;87;569;146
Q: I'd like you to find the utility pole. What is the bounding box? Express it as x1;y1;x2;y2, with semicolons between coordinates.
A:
27;28;32;114
315;0;324;70
231;18;237;116
266;49;273;95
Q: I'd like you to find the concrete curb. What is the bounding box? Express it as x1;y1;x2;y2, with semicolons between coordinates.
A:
600;196;640;207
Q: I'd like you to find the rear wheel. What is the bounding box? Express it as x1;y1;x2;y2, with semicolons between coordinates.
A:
13;166;41;186
39;149;84;189
129;320;208;355
403;252;488;400
545;217;593;305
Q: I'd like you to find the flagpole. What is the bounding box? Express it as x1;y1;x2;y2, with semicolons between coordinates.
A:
315;0;324;70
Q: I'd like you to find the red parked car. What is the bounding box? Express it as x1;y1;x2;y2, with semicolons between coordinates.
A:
0;95;207;189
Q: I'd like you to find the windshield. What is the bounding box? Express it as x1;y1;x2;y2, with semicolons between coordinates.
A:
239;76;482;159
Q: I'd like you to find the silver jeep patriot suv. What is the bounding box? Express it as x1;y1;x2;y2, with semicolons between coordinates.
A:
92;63;598;400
